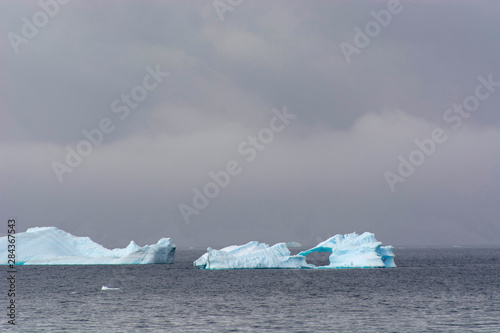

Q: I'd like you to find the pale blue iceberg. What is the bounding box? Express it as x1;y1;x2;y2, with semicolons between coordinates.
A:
193;241;312;269
0;227;176;265
194;232;395;269
299;232;396;268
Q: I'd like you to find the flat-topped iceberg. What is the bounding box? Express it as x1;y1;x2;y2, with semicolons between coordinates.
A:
0;227;176;265
194;232;395;269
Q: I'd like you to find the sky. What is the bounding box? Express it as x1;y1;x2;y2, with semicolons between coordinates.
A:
1;0;499;248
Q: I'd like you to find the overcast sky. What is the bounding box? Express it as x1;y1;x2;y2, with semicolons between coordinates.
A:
1;0;499;248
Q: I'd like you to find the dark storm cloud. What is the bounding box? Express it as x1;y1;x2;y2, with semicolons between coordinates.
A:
1;0;499;248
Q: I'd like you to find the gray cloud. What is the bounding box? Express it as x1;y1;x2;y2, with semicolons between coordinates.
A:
1;0;499;248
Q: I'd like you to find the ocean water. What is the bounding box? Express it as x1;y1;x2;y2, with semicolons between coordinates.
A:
2;248;499;332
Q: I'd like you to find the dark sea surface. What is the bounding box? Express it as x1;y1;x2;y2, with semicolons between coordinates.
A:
2;248;499;332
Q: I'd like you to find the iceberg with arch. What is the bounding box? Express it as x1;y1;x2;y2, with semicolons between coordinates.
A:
194;232;395;269
298;232;396;268
0;227;176;265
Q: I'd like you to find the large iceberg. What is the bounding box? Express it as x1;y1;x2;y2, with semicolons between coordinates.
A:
194;241;312;269
0;227;176;265
194;232;395;269
298;232;396;268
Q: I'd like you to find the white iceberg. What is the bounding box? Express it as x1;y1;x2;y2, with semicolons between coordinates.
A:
0;227;176;265
194;232;395;269
193;241;312;269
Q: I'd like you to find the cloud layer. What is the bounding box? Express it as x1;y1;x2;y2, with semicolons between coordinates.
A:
1;0;499;247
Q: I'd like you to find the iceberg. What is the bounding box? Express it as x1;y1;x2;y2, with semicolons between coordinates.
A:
193;241;312;269
194;232;395;269
101;286;120;290
286;241;302;248
0;227;176;265
299;232;396;268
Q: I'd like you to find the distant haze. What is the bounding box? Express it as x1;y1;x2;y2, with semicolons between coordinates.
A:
1;1;499;248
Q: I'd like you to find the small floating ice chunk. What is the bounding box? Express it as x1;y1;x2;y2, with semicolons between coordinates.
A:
101;286;120;290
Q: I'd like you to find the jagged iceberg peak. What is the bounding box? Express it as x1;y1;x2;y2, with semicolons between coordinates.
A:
0;227;176;265
194;232;395;270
